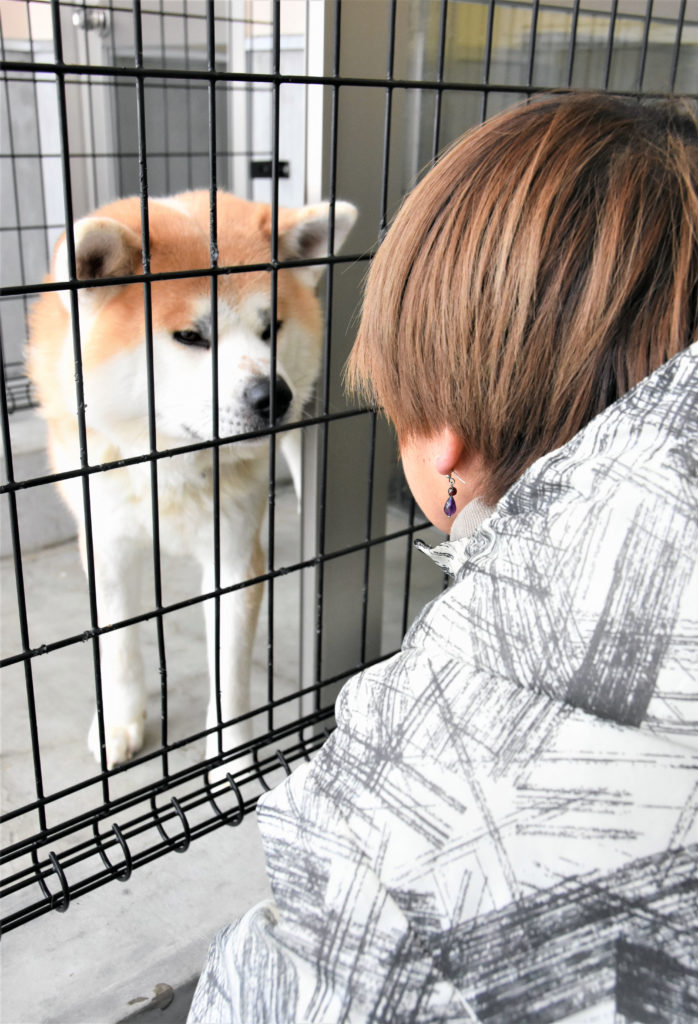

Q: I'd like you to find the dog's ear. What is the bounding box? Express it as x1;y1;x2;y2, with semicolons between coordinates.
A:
278;201;357;286
53;217;142;312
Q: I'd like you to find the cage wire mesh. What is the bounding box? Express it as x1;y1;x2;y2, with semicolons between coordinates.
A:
1;0;697;933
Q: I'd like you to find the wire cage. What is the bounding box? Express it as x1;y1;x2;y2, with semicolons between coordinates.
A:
1;0;697;935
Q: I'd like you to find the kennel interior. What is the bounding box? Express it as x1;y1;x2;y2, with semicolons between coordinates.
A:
1;0;696;984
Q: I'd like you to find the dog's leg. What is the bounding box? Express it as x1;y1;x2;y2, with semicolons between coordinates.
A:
85;530;147;768
280;430;303;509
203;532;265;773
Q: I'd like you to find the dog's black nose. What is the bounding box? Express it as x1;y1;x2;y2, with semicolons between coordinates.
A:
244;376;292;423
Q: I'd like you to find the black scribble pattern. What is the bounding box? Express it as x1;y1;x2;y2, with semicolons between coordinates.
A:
189;344;698;1024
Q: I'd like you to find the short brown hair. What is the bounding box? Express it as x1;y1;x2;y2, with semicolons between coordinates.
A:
347;93;698;504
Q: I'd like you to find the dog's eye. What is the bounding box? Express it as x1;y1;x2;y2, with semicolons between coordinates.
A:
173;329;210;349
261;320;283;343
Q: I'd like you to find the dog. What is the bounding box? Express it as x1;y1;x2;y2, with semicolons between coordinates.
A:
27;190;356;770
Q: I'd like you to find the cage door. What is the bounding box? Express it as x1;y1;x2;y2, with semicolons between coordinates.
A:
64;0;257;210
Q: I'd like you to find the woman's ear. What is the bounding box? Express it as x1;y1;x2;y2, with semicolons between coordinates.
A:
433;428;489;501
432;428;467;477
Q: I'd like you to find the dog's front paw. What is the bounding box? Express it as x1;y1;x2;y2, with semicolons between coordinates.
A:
205;722;257;785
88;711;145;769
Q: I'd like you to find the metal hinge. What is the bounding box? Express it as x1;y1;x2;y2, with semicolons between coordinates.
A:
72;6;110;36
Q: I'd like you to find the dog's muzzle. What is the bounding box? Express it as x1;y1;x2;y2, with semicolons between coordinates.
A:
244;375;293;425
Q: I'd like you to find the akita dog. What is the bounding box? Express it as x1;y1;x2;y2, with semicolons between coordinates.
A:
27;190;356;770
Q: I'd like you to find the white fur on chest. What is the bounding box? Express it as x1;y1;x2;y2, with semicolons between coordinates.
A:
75;438;267;560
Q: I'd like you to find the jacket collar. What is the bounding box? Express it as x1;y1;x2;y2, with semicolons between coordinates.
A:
415;497;495;576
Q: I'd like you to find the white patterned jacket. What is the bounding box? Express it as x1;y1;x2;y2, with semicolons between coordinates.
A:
189;343;698;1024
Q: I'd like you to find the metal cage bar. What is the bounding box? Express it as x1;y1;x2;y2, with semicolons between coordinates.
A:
50;0;113;800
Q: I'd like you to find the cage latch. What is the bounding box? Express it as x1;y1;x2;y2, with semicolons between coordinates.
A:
250;160;290;180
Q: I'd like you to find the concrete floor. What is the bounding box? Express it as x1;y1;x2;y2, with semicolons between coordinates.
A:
1;418;444;1023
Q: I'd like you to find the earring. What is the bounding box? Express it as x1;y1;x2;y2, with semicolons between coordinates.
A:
443;475;457;517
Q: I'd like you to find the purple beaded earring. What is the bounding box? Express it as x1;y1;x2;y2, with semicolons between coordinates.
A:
443;475;457;517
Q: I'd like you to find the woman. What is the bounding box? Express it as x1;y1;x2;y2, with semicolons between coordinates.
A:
189;93;698;1023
